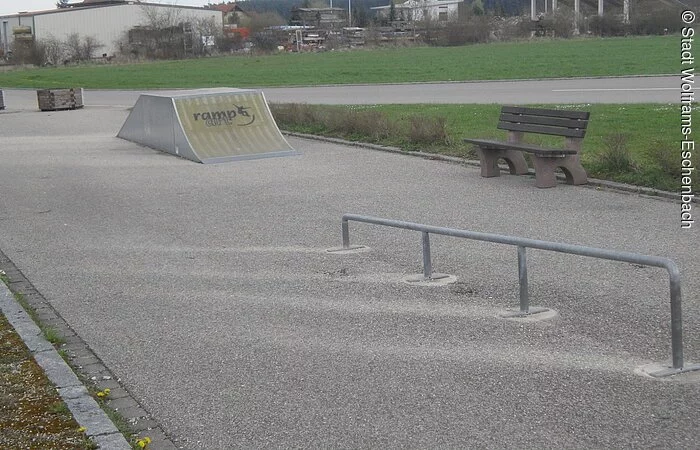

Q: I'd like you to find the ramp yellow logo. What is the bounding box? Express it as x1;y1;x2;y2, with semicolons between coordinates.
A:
176;93;266;133
192;106;256;127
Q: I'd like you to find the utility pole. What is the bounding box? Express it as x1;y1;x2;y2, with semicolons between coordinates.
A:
552;0;557;11
574;0;580;35
598;0;604;16
623;0;629;24
531;0;536;21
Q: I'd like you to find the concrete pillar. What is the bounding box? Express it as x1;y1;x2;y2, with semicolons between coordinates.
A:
531;0;537;21
623;0;629;23
598;0;604;16
574;0;580;35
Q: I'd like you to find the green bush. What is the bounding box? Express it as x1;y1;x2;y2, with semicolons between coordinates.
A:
409;116;451;146
436;16;492;46
649;139;681;179
592;133;637;174
631;8;682;35
537;9;575;39
270;104;399;143
589;14;628;37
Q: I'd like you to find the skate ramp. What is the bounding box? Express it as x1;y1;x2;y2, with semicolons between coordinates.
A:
117;88;297;164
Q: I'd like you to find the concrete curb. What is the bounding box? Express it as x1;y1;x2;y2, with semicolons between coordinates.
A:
283;131;697;204
0;281;130;449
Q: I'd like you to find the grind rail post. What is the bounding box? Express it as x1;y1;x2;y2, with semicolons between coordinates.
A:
340;214;689;371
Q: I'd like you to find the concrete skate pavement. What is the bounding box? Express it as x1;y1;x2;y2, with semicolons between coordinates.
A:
0;100;699;448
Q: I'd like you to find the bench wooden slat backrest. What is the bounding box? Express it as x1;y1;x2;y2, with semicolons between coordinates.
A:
497;106;590;139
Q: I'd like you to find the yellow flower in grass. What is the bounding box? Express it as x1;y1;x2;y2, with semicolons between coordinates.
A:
78;426;87;433
136;437;152;448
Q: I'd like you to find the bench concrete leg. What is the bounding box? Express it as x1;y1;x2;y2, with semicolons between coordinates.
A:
532;156;588;188
560;157;588;185
476;147;501;177
476;148;529;178
532;158;559;188
501;150;529;175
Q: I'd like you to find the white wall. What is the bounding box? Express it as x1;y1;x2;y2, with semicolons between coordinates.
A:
0;16;25;55
374;1;461;23
32;4;220;57
413;2;460;22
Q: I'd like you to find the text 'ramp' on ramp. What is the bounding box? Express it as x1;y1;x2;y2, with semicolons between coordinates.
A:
117;88;298;164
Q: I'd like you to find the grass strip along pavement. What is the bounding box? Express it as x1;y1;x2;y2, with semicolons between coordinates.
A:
270;103;696;194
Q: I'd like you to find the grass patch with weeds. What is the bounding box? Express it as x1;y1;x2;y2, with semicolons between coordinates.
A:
42;326;66;346
0;274;129;448
271;103;696;193
0;312;96;449
10;290;66;347
590;133;638;175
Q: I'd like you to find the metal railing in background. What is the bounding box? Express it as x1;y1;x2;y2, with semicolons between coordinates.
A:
337;213;699;376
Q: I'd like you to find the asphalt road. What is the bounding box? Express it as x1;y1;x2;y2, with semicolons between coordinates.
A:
1;75;678;108
0;94;698;448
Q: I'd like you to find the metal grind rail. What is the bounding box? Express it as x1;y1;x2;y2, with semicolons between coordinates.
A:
338;213;698;375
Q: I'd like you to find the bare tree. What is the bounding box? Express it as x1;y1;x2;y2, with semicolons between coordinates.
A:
63;33;104;62
82;35;104;59
139;4;187;58
39;35;66;65
190;16;223;56
64;33;82;61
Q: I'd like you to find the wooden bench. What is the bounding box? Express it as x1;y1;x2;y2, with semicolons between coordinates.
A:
464;106;590;188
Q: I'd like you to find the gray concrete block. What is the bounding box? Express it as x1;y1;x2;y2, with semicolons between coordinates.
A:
64;394;119;436
34;350;83;388
91;432;132;450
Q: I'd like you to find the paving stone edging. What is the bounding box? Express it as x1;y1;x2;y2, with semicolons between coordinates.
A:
284;131;697;204
0;250;179;449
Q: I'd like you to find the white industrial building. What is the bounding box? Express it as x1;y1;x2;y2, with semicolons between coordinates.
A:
0;1;222;58
371;0;463;23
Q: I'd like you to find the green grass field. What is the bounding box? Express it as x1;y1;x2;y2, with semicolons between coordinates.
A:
0;35;676;88
271;103;692;193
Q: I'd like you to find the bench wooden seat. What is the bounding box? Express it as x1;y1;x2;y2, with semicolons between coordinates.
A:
464;106;590;188
462;139;578;156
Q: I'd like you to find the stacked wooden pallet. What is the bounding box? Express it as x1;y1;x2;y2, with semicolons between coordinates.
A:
37;88;84;111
